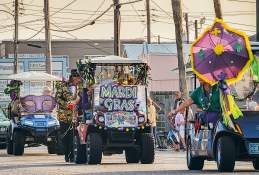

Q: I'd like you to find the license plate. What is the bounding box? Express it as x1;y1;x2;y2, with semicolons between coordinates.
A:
36;122;45;127
0;127;6;132
34;115;45;119
249;143;259;154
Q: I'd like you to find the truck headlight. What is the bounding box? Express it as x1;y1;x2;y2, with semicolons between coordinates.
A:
98;116;105;123
48;119;59;126
24;120;33;126
138;116;145;123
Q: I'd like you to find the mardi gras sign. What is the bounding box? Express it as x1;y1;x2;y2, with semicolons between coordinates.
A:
99;85;138;112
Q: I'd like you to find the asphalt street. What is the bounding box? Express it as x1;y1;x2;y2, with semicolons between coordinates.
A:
0;146;258;175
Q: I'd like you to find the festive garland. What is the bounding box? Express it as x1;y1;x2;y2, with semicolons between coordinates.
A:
4;80;22;101
76;59;151;86
134;64;151;85
77;59;96;86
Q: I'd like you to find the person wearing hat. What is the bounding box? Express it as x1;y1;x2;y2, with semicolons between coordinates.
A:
55;69;81;162
42;86;52;96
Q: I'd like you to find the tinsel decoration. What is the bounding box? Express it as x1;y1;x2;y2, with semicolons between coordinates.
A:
4;80;23;101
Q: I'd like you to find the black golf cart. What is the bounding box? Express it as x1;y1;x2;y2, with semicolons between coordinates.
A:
73;55;155;164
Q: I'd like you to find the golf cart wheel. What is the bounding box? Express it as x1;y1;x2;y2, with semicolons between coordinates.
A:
56;133;64;155
47;144;56;154
7;140;13;154
73;134;86;164
0;144;7;149
186;139;204;170
13;131;25;156
140;133;155;164
252;158;259;170
86;133;102;165
125;148;140;163
216;136;235;172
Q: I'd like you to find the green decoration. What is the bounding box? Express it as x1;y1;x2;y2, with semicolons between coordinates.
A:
135;64;151;85
76;60;96;86
198;49;204;60
251;56;259;82
234;42;242;53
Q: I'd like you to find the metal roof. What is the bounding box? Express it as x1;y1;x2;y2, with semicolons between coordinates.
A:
80;55;146;64
123;43;191;61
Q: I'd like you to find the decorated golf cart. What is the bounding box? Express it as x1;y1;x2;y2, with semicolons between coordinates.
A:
4;72;62;155
73;55;154;164
186;18;259;172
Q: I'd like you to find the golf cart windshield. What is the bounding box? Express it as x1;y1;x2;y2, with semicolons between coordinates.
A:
77;56;148;128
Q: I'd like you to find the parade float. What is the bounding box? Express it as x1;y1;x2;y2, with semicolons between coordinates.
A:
4;72;62;155
72;55;154;165
186;18;259;172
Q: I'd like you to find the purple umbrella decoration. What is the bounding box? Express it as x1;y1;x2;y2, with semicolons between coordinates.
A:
191;18;254;85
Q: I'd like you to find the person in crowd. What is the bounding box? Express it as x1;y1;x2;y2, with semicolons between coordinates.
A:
174;108;186;151
55;69;81;162
173;91;184;110
42;86;52;96
169;78;221;126
167;113;180;151
147;97;157;138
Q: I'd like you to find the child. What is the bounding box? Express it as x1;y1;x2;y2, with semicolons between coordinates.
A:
174;109;186;150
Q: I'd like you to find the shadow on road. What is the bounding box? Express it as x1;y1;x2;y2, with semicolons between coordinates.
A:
74;169;259;175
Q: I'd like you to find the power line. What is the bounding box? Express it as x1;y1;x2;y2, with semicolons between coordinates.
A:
51;3;114;32
226;0;256;3
150;0;173;19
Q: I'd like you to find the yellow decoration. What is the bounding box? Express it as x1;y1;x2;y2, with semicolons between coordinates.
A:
211;27;221;36
214;44;225;56
99;126;102;129
190;18;254;85
141;125;145;129
125;128;129;132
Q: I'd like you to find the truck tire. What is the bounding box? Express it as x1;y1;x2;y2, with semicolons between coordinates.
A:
7;140;13;154
216;136;235;172
86;133;102;165
186;139;204;170
47;144;56;154
13;131;25;156
73;134;86;164
140;133;155;164
125;148;140;163
253;158;259;170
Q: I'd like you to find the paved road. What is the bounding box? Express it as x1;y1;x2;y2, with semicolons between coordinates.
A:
0;146;258;175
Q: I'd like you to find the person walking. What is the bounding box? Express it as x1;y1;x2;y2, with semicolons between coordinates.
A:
55;69;81;162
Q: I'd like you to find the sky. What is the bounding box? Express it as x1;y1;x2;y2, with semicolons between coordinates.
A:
0;0;256;42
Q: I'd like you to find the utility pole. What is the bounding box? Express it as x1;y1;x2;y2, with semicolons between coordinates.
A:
157;35;160;44
146;0;151;44
44;0;52;74
213;0;223;19
113;0;121;56
14;0;19;74
194;20;198;40
184;13;189;44
194;20;199;89
257;0;259;41
171;0;188;100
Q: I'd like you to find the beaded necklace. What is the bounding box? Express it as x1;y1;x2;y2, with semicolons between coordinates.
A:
200;85;213;111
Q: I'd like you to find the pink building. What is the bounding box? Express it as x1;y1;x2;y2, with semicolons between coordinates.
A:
123;43;191;92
